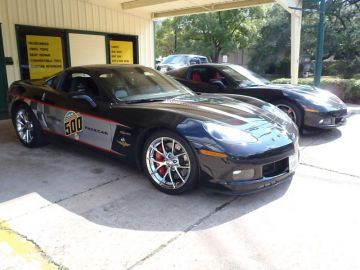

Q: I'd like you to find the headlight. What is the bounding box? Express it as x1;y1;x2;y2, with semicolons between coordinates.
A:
203;122;258;144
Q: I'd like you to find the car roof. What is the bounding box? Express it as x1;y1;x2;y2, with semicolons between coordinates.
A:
64;64;146;72
166;54;208;58
67;64;144;69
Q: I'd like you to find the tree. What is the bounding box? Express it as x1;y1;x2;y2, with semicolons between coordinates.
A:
248;5;291;75
155;8;265;62
249;1;360;76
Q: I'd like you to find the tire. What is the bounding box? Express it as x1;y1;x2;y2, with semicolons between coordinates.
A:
274;99;303;128
142;130;199;195
12;104;46;148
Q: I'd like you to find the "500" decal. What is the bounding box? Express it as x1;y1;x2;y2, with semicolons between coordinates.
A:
64;111;83;136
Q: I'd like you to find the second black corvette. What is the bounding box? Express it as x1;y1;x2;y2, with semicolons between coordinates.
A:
167;63;348;130
8;65;299;195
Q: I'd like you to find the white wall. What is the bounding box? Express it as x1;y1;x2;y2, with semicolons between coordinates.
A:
0;0;154;85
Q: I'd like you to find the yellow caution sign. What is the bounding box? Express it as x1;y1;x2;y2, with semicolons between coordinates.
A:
26;35;64;79
110;40;133;64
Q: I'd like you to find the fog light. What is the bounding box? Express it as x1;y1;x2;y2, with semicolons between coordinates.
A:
233;169;255;180
319;118;332;125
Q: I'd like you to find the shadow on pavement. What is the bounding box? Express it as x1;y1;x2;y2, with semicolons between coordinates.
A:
0;119;292;232
300;127;342;147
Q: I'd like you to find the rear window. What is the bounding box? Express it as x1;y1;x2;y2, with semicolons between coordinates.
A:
200;57;208;63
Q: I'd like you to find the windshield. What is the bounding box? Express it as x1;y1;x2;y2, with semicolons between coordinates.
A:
162;55;188;64
219;65;270;86
95;66;194;102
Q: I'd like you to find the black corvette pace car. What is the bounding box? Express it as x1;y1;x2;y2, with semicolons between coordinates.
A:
166;63;348;130
8;65;299;195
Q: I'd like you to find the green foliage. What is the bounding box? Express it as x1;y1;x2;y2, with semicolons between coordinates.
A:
249;1;360;77
155;8;266;62
323;59;360;78
248;5;291;74
272;77;360;103
155;1;360;79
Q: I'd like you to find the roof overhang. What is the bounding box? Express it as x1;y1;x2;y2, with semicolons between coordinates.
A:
86;0;301;20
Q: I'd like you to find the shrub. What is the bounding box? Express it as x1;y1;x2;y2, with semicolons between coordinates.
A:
272;77;360;104
322;59;360;79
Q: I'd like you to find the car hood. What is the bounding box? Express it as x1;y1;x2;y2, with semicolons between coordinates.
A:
259;83;346;110
125;94;297;140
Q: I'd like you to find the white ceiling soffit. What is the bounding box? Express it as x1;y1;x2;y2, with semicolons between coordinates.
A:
118;0;275;19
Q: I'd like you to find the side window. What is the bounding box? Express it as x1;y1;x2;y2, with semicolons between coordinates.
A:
98;72;128;99
61;72;100;98
46;75;60;89
207;68;229;86
200;57;208;64
189;57;200;65
189;68;206;82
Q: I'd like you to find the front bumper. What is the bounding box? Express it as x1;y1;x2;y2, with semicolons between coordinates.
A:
304;109;347;129
198;142;299;195
207;171;294;195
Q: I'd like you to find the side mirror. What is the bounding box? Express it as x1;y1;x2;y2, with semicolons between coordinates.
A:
70;93;97;108
210;80;225;91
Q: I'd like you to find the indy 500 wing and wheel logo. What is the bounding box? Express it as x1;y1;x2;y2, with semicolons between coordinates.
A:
64;111;83;138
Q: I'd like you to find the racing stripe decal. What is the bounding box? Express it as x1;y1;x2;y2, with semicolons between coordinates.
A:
26;98;129;155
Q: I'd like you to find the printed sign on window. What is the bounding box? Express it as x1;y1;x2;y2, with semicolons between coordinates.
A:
26;35;64;79
110;40;133;64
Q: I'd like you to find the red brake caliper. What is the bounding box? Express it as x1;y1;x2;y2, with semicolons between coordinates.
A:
155;145;167;176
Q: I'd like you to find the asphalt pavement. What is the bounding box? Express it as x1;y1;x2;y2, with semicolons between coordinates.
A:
0;112;359;270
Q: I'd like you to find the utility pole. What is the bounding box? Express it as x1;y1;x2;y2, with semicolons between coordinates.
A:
314;0;326;86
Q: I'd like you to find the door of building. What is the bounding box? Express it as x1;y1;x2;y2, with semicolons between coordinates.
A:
0;23;8;119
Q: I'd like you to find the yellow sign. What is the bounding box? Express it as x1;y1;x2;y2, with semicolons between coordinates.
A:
26;35;64;79
110;40;133;64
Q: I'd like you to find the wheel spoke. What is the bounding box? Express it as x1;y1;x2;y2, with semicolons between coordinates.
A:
174;167;185;183
148;157;162;164
161;138;167;155
176;165;190;169
28;130;33;141
23;112;29;122
171;140;175;154
168;170;176;189
18;112;25;123
161;168;169;183
17;124;24;131
26;130;30;143
175;152;186;158
150;145;164;157
155;162;166;172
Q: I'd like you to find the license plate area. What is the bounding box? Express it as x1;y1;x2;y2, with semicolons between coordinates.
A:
289;152;299;172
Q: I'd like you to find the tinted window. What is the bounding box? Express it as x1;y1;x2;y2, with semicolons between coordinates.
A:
190;67;228;85
95;66;193;102
199;57;208;63
61;72;100;97
46;75;60;89
162;55;188;64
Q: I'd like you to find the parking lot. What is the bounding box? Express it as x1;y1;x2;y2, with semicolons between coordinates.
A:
1;109;360;270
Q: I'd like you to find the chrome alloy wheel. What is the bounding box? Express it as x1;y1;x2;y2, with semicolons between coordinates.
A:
145;137;191;190
276;104;297;123
15;109;34;144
